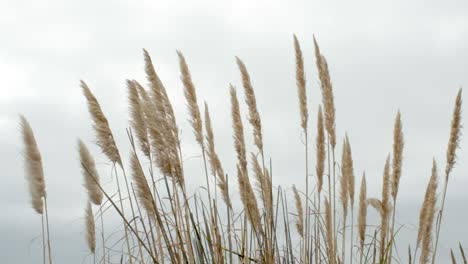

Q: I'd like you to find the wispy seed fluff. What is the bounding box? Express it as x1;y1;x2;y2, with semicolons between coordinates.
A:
391;111;404;199
177;51;204;148
80;80;122;166
313;37;336;148
20;116;46;214
78;139;103;205
293;34;308;132
236;57;264;154
445;88;462;179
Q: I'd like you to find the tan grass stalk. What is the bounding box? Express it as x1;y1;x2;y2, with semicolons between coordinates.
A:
419;159;438;264
85;201;96;254
446;90;462;179
292;185;304;238
78;139;103;206
80;80;122;166
358;173;367;262
127;80;150;158
252;153;269;208
20;116;46;214
293;34;308;132
177;51;204;148
235;57;263;154
316;106;325;194
204;102;231;208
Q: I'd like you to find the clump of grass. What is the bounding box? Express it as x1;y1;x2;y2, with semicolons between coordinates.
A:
18;35;464;264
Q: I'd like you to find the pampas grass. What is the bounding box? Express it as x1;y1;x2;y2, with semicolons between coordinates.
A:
17;37;466;264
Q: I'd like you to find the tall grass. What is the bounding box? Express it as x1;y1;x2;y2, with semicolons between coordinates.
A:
19;36;464;263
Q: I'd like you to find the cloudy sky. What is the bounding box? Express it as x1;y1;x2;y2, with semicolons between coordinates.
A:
1;0;468;263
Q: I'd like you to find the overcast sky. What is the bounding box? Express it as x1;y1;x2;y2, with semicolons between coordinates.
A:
1;0;468;263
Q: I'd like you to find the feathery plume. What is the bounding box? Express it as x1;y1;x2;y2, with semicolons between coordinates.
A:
204;102;230;208
292;185;304;237
78;139;103;205
130;153;156;218
127;80;150;158
358;173;367;250
345;135;355;207
391;111;404;199
325;197;334;263
80;80;122;165
380;155;391;258
252;153;269;208
237;166;261;232
177;50;204;148
143;49;179;144
293;34;308;132
313;37;336;148
20;116;46;214
230;85;248;175
85;201;96;254
366;198;382;212
445;88;462;179
340;139;349;218
419;160;438;264
316;106;326;193
236;57;263;153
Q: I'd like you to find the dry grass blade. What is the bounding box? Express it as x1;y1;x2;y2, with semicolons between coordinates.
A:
85;201;96;254
20;115;46;214
313;37;336;148
80;80;122;165
127;80;150;158
293;34;308;132
451;249;458;264
78;139;103;205
235;57;263;153
459;242;467;264
177;50;204;148
292;185;304;238
316;106;326;193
